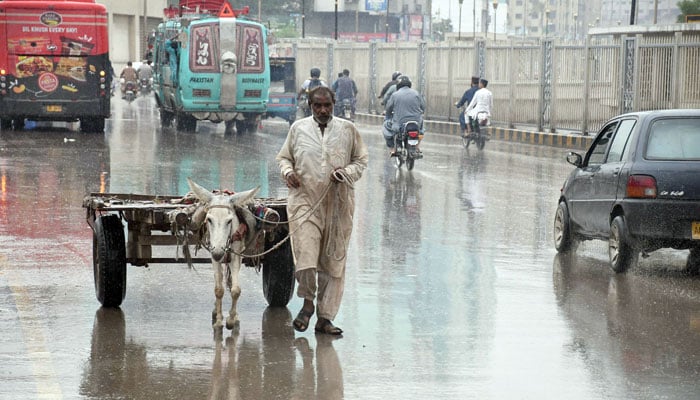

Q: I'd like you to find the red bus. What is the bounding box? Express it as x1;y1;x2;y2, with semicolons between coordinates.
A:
0;0;111;133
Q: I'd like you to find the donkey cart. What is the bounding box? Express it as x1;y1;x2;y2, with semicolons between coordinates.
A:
83;191;295;309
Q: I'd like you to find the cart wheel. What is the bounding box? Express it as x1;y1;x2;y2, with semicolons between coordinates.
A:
262;232;295;307
93;214;127;307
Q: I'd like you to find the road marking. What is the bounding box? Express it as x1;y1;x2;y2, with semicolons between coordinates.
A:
0;254;63;399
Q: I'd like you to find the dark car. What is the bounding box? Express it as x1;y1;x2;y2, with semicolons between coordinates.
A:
554;109;700;273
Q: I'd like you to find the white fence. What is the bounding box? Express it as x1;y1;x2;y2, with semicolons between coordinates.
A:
277;28;700;134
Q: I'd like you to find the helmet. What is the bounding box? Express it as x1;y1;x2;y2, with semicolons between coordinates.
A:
391;71;402;81
310;67;321;78
396;75;412;89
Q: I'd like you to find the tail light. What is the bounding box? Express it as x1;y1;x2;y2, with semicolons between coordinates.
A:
627;175;657;198
407;130;419;139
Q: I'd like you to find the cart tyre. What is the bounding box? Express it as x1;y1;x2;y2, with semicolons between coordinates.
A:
93;214;127;307
262;233;295;307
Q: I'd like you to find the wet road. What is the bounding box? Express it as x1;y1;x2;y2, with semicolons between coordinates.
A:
1;97;700;399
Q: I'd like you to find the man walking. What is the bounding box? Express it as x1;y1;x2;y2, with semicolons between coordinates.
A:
277;86;368;336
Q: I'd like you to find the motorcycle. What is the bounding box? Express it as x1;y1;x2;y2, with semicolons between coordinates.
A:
121;79;137;103
296;93;311;119
393;120;422;171
335;98;354;121
139;78;152;95
462;112;489;150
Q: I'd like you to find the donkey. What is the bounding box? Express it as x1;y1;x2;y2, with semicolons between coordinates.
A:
187;178;260;331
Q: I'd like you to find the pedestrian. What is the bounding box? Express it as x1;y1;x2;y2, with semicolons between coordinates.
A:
455;76;480;136
276;86;369;336
464;78;493;137
331;69;358;118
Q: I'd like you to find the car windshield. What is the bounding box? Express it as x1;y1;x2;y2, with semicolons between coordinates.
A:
646;118;700;160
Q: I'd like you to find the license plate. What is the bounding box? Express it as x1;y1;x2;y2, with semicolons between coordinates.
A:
408;139;419;145
693;222;700;240
46;105;62;112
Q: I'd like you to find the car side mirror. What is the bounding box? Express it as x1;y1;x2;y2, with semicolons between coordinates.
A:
566;152;583;167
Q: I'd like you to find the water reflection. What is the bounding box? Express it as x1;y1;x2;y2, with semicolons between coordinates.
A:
380;161;422;265
552;253;700;398
80;307;344;399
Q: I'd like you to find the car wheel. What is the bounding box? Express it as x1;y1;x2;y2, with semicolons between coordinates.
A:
684;247;700;276
609;216;637;273
553;201;574;253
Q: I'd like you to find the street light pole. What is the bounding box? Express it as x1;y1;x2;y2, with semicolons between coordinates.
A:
492;0;498;41
301;0;305;38
458;0;463;40
472;0;476;40
334;0;338;40
573;13;578;40
545;9;550;38
385;0;390;42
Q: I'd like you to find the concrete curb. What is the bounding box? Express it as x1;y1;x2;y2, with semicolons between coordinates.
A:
355;113;593;151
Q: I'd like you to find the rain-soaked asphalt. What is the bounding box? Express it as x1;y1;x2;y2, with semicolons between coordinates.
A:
1;97;700;400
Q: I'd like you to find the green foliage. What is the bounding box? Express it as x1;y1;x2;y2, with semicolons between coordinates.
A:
677;0;700;22
432;18;453;41
273;23;300;38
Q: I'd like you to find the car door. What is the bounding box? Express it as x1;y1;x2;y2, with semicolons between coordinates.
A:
591;119;637;234
568;121;618;236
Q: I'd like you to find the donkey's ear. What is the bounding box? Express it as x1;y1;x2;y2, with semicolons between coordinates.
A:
187;177;214;203
230;186;260;206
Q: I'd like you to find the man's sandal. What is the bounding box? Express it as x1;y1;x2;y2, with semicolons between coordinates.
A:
314;318;343;335
293;308;314;332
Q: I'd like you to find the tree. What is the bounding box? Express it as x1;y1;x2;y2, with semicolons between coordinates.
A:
431;18;453;41
677;0;700;22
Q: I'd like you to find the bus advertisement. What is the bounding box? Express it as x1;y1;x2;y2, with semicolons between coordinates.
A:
0;0;111;133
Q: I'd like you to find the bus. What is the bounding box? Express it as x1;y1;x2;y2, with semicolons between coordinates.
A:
0;0;111;133
151;1;270;134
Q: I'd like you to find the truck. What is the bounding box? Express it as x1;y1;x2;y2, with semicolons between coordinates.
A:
0;0;111;133
151;0;270;134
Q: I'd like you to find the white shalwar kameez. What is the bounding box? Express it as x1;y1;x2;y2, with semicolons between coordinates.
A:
276;116;368;321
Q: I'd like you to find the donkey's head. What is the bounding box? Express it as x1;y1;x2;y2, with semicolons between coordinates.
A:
187;178;260;263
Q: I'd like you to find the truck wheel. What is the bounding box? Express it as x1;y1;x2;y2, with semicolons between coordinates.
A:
224;120;236;135
609;216;637;273
262;233;295;307
81;117;105;133
176;113;197;132
160;110;174;127
685;248;700;276
93;214;127;307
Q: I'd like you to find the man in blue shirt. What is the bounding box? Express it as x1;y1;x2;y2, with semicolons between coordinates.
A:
455;76;480;136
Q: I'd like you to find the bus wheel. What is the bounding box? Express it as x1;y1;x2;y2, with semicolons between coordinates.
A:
81;117;105;133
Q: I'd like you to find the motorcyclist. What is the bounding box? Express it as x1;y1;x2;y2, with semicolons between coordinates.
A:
298;68;327;117
384;76;425;157
464;78;493;138
378;71;401;108
331;69;358;118
137;60;153;83
119;61;138;98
